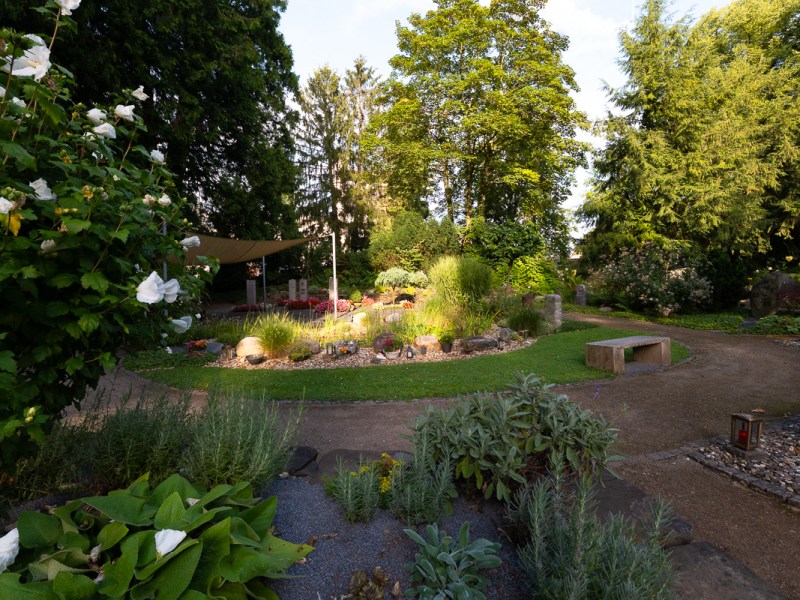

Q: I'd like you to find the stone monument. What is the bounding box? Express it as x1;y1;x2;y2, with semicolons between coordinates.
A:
299;278;308;301
288;279;297;301
245;280;257;306
544;294;562;330
575;284;587;306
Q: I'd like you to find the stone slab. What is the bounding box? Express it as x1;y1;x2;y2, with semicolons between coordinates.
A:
585;336;670;374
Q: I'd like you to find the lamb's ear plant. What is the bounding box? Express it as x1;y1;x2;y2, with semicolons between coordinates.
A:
403;522;501;599
0;473;313;599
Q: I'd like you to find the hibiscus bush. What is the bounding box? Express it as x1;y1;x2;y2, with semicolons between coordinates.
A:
0;3;215;476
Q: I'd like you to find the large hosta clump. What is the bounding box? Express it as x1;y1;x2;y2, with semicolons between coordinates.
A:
0;474;312;599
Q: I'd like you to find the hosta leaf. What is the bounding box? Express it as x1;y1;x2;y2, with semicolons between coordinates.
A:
97;522;129;552
81;495;153;526
19;511;63;548
130;541;201;600
238;497;276;535
154;492;186;530
0;573;56;598
52;572;96;600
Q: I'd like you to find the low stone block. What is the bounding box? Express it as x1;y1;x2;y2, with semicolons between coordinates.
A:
460;336;498;353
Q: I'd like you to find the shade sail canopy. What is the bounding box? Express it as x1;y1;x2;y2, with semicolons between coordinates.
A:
182;233;318;265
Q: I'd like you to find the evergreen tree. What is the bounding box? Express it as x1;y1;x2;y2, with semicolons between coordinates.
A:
580;0;800;283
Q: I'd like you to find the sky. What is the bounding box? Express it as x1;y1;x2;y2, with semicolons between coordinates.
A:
279;0;723;218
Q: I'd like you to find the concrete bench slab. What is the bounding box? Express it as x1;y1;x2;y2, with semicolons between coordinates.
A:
585;335;671;375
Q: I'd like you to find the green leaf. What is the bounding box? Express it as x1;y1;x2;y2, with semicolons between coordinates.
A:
154;492;186;530
237;497;276;536
191;518;231;591
64;356;84;376
77;313;101;335
19;511;63;548
45;302;70;318
52;572;96;600
80;272;109;294
0;350;16;374
97;522;129;552
49;273;78;289
98;533;141;597
61;219;92;234
81;495;153;526
28;548;91;582
0;139;36;170
130;541;202;600
51;500;82;535
0;573;56;599
149;474;200;508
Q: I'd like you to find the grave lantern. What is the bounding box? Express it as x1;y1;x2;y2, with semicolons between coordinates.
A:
730;413;763;451
406;346;414;359
325;342;335;357
497;339;505;350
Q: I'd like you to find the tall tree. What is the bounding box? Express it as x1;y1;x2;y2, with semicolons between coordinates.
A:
344;57;383;250
580;0;800;274
2;0;300;241
370;0;587;251
295;67;351;248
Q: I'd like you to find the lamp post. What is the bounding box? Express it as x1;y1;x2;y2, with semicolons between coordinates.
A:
331;231;338;320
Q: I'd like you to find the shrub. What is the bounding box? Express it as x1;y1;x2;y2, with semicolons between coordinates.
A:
324;456;383;522
349;289;363;303
404;522;501;599
509;253;561;295
508;475;673;599
389;439;456;526
428;256;493;307
375;267;412;291
749;314;800;335
410;373;619;502
591;243;713;315
182;396;301;490
250;313;301;358
409;270;430;288
0;474;313;599
0;7;215;475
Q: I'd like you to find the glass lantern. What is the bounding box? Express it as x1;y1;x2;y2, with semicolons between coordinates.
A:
730;413;763;451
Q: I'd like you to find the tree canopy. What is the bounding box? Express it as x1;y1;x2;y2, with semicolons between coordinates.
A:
580;0;800;275
2;0;301;241
368;0;588;251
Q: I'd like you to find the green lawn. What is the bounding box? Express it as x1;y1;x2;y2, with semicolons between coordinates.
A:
139;326;691;402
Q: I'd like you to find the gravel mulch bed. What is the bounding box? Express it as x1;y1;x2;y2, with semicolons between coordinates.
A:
689;417;800;509
210;333;537;371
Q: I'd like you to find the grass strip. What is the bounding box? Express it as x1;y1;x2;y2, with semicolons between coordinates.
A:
139;326;691;402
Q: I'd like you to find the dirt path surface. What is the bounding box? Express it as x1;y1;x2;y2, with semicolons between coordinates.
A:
95;314;800;598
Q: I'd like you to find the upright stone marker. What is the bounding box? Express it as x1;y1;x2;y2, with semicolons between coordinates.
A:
575;284;587;306
288;279;297;301
299;279;308;301
328;277;337;302
544;294;562;330
246;280;257;306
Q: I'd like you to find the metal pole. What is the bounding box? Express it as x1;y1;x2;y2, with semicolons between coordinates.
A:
332;231;338;320
261;256;267;309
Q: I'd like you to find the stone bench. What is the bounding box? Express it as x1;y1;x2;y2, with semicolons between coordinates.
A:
585;335;671;375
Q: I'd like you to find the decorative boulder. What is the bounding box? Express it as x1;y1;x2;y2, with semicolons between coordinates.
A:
294;338;322;355
205;341;224;356
236;336;264;358
414;334;441;352
352;312;368;327
460;336;498;354
384;312;403;324
496;327;516;342
751;272;800;317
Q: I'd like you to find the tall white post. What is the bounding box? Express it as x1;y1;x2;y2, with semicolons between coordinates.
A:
331;231;338;319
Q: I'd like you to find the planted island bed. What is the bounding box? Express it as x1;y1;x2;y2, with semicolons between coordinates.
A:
136;325;690;402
